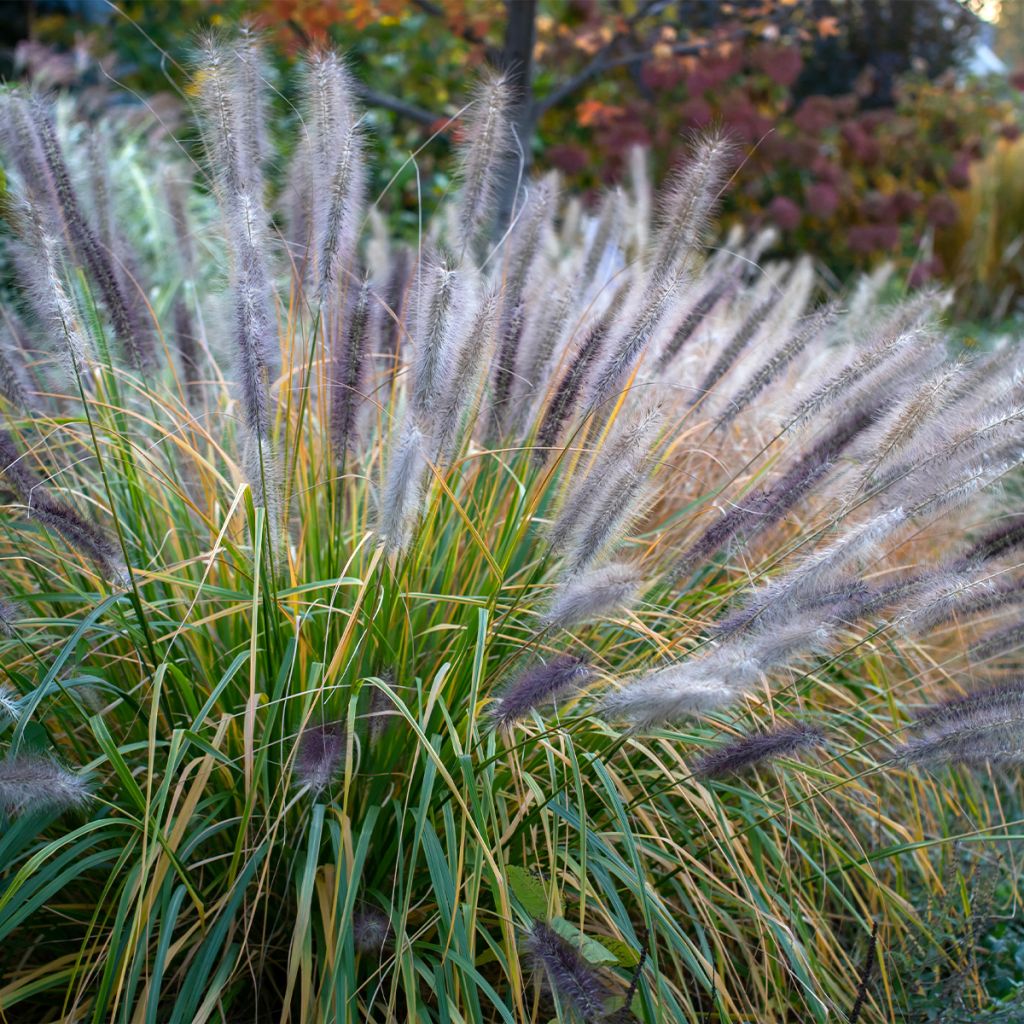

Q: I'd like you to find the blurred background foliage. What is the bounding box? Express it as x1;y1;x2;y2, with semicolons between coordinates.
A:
3;0;1024;314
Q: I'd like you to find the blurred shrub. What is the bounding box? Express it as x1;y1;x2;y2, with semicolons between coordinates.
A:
533;28;1020;282
15;0;1023;288
937;134;1024;320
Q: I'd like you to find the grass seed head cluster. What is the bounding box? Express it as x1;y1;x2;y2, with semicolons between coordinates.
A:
0;32;1022;1023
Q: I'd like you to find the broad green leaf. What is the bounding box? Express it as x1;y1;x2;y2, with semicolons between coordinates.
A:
506;865;547;920
595;935;641;968
550;916;618;966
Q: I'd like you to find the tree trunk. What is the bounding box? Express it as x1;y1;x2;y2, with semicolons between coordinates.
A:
494;0;538;232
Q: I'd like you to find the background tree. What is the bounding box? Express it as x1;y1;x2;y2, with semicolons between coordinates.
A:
6;0;1019;300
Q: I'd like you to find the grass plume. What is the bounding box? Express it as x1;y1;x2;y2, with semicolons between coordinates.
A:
0;754;89;817
0;40;1019;1024
693;723;826;780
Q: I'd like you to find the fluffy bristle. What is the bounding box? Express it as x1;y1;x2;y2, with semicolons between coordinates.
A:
0;430;125;581
693;723;826;780
353;903;392;953
650;129;734;285
455;73;510;251
294;722;346;793
899;681;1024;768
489;655;593;730
0;754;89;817
377;417;428;556
544;563;642;628
524;921;608;1022
0;599;18;638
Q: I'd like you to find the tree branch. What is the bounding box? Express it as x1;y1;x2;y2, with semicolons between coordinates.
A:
411;0;501;61
285;18;444;130
355;84;441;129
530;0;666;118
533;38;628;116
533;30;747;117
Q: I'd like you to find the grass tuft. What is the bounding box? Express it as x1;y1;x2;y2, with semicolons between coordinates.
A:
0;35;1022;1023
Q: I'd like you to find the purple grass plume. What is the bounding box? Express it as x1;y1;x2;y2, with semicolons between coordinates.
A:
377;417;428;556
294;721;346;793
0;753;90;817
0;598;18;637
579;188;621;291
589;148;743;408
410;252;471;436
489;655;593;730
969;621;1024;664
488;300;526;439
455;73;510;251
715;509;906;637
14;204;94;378
693;723;826;780
604;611;840;729
548;402;662;557
165;173;204;405
434;288;500;464
898;568;1009;636
963;514;1024;565
672;405;880;582
716;302;837;427
692;296;776;407
655;272;732;372
377;246;411;360
367;675;397;746
524;921;609;1023
0;319;38;412
0;430;126;582
898;681;1024;768
329;280;370;462
785;292;937;432
29;97;149;370
601;662;740;729
353;903;392;953
650;129;734;286
304;51;366;298
194;35;279;442
535;311;613;458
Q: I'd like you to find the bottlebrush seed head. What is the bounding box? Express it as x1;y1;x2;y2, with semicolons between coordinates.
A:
455;73;510;249
353;903;392;953
601;664;738;729
294;721;346;793
489;655;593;730
524;921;608;1023
898;681;1024;768
0;599;18;637
911;681;1024;732
969;621;1024;664
0;753;89;817
693;723;826;780
544;563;642;628
377;417;428;556
963;514;1024;565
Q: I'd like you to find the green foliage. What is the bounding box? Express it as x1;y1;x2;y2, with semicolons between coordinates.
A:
892;848;1024;1022
18;1;1024;285
0;28;1023;1024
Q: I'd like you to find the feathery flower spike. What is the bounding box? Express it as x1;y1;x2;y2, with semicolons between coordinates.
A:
489;655;593;730
693;723;826;780
0;754;89;817
294;721;346;793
